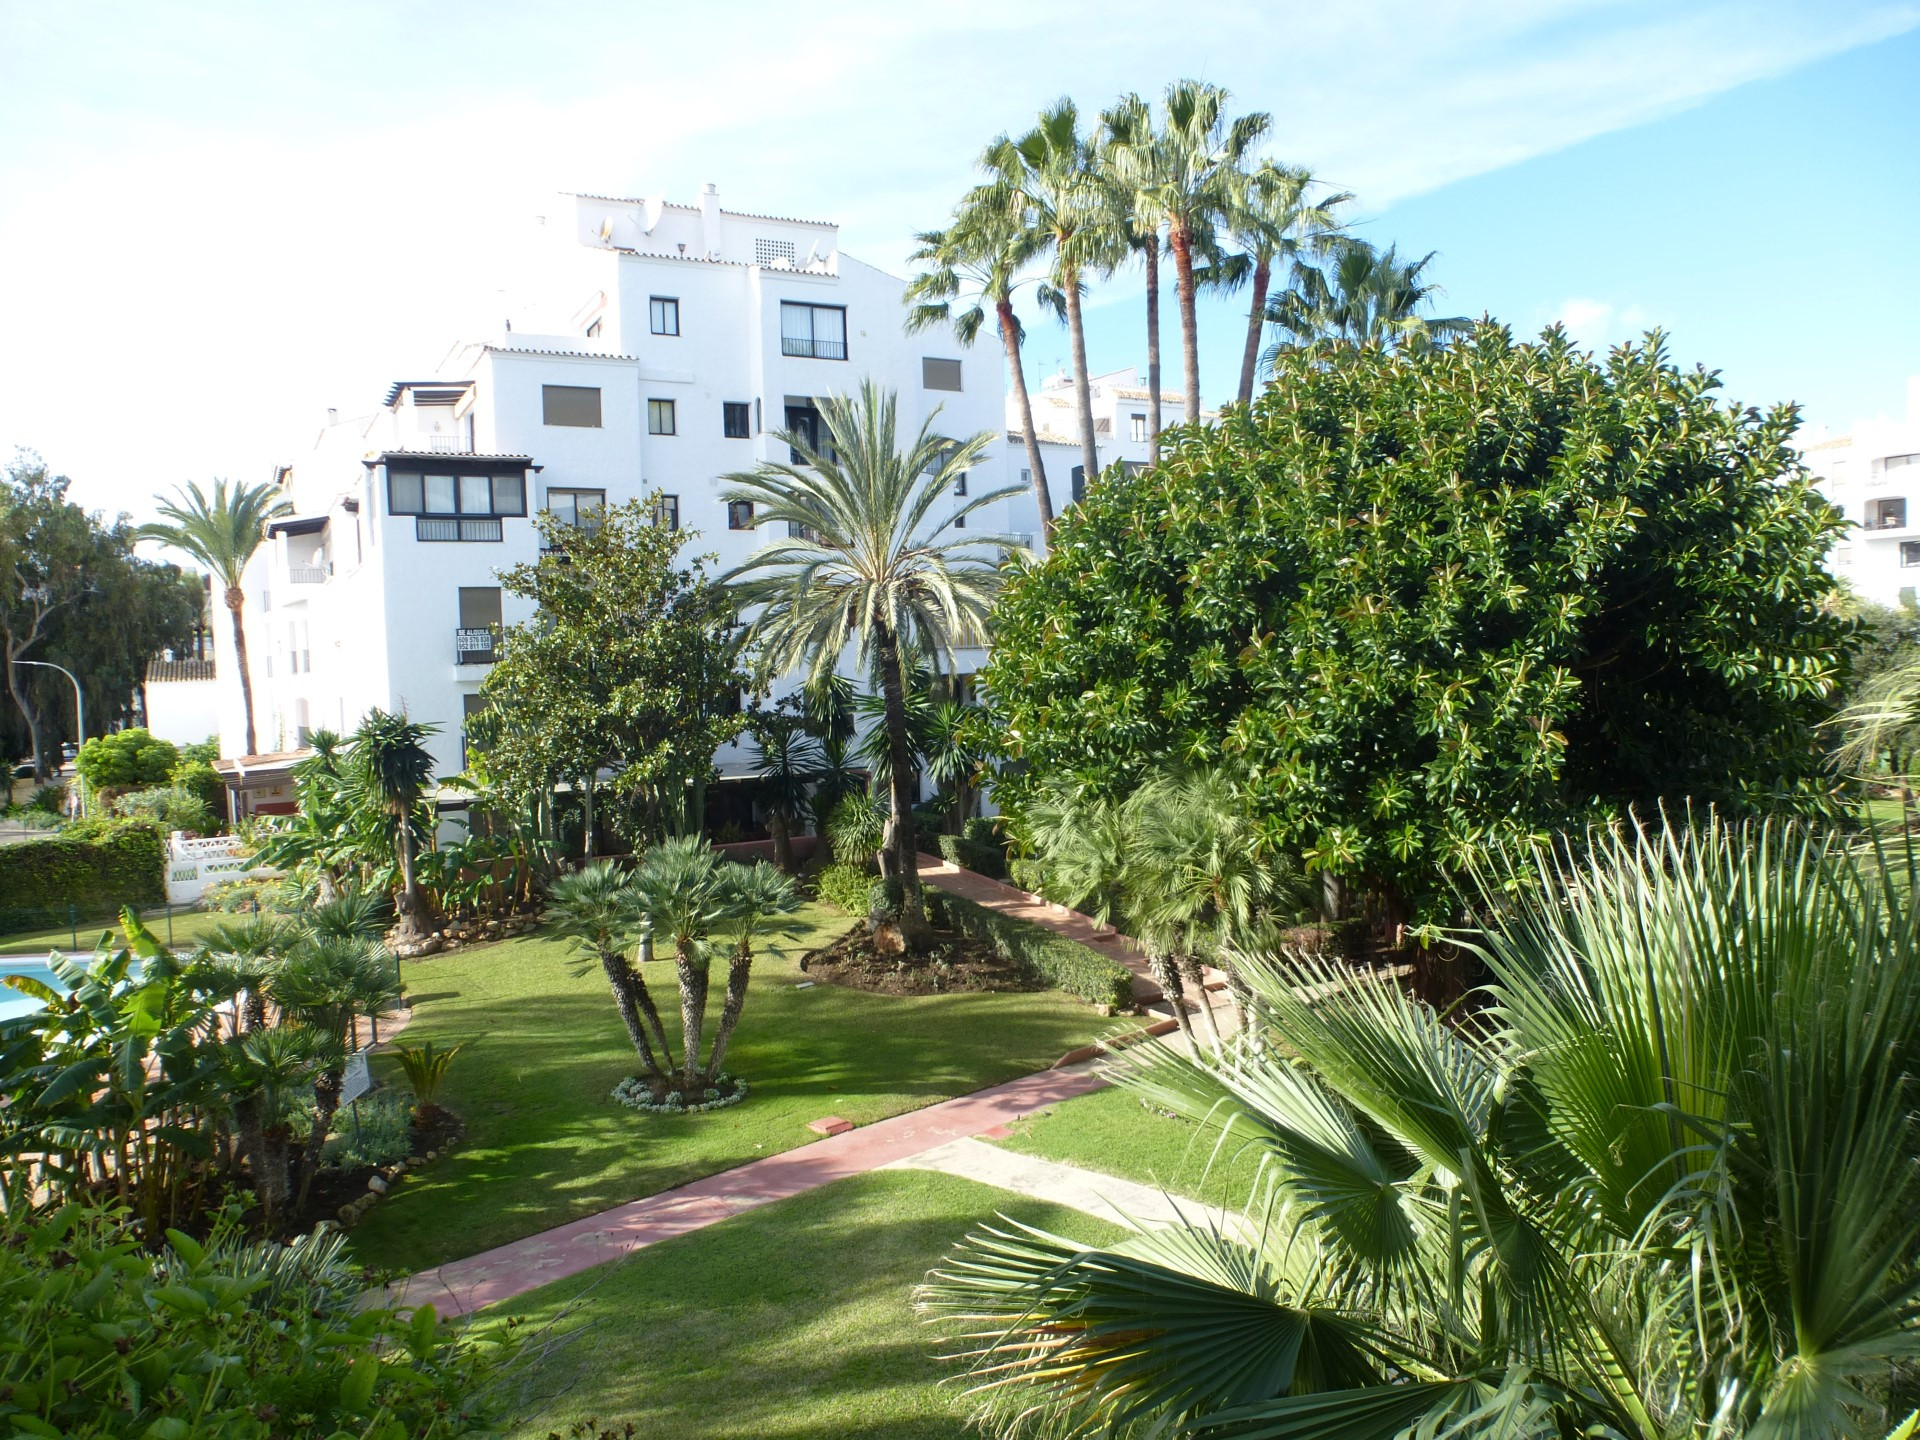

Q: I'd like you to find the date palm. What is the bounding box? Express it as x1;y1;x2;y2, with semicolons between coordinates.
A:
347;708;437;939
722;382;1019;952
1225;160;1347;406
924;814;1920;1438
139;478;290;756
982;99;1123;488
907;196;1058;535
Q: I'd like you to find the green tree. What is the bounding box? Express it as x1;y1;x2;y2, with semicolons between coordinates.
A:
1095;92;1172;463
985;326;1852;939
1265;236;1471;358
471;499;745;856
923;815;1920;1439
982;99;1121;487
722;382;1019;951
347;709;437;939
907;196;1058;535
1223;159;1346;406
138;478;291;758
75;726;178;791
745;696;821;873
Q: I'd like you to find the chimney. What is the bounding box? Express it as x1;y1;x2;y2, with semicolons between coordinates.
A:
699;182;720;259
326;407;338;425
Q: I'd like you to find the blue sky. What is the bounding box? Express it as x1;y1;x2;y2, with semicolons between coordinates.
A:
1;1;1915;514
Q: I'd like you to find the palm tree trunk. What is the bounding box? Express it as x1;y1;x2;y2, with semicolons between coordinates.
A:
1236;255;1272;408
770;810;794;874
227;585;259;757
296;1066;342;1211
1143;232;1163;464
600;952;670;1080
874;621;933;952
674;940;710;1095
581;772;596;860
999;299;1054;537
1062;268;1100;487
704;940;753;1080
396;811;426;938
1177;953;1223;1054
1147;949;1194;1043
1169;218;1202;424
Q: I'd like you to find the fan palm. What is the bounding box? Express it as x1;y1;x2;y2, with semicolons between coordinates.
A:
982;99;1123;487
907;195;1058;535
546;860;676;1090
747;701;821;874
1121;81;1269;424
1224;160;1346;406
722;381;1019;951
707;860;803;1079
347;708;438;938
1098;92;1173;463
1265;237;1472;360
923;814;1920;1438
138;479;291;756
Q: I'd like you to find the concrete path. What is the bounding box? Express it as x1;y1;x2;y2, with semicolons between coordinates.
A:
381;1060;1109;1318
887;1135;1249;1239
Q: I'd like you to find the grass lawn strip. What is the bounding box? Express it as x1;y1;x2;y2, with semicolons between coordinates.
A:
490;1170;1122;1440
0;906;230;958
349;901;1108;1272
989;1079;1271;1213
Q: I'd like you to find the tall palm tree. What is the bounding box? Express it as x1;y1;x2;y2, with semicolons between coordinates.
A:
1225;160;1347;406
347;708;437;939
983;99;1121;490
139;479;290;756
1265;237;1472;359
906;194;1059;536
722;382;1019;951
922;815;1920;1437
1098;92;1171;464
1148;81;1270;424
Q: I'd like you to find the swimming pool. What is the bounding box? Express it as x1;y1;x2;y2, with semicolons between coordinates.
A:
0;961;65;1022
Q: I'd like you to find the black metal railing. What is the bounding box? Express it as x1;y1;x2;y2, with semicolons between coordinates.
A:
418;516;504;542
780;337;848;360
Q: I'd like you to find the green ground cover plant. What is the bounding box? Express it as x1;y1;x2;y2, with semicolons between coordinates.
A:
493;1171;1120;1440
348;903;1106;1271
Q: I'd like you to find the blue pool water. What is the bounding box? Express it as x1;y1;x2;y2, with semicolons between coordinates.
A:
0;962;64;1021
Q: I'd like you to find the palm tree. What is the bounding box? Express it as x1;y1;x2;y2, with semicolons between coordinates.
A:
1225;160;1347;406
722;382;1019;951
907;195;1059;536
547;860;677;1091
1265;237;1472;359
347;709;437;939
706;860;802;1080
747;701;820;874
983;99;1122;489
923;697;989;832
139;479;291;756
1145;81;1270;424
923;814;1920;1437
1099;92;1172;464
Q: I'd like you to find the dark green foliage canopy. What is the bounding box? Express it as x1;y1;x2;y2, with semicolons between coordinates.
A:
984;326;1852;929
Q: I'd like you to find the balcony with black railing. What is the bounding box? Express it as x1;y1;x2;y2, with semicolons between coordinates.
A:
780;336;848;360
455;627;498;665
419;516;504;542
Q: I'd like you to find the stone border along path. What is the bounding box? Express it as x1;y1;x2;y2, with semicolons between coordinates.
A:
381;861;1232;1318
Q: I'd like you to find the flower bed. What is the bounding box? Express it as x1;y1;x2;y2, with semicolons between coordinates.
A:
612;1072;749;1115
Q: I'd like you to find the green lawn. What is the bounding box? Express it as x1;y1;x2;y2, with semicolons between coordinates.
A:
991;1080;1270;1211
0;905;230;958
491;1170;1120;1440
349;903;1109;1272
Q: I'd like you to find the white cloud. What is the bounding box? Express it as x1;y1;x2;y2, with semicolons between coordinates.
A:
1549;298;1656;352
0;0;1912;515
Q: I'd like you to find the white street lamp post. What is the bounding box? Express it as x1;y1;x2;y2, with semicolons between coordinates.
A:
14;658;85;814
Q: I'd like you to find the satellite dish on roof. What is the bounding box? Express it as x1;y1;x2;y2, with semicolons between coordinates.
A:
598;216;614;242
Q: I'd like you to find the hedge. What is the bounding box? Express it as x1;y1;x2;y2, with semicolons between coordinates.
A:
933;889;1135;1013
815;862;876;916
0;822;166;934
936;832;1006;880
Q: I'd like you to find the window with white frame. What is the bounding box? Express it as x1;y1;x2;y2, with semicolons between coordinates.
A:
1130;412;1147;442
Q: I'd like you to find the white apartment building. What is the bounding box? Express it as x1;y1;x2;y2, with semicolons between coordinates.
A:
218;186;1034;816
1005;366;1205;511
1802;377;1920;608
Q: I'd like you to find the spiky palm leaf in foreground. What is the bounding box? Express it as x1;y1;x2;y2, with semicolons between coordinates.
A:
722;381;1020;947
920;815;1920;1438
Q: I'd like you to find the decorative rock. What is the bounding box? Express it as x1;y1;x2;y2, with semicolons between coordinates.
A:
368;1175;389;1194
338;1204;358;1223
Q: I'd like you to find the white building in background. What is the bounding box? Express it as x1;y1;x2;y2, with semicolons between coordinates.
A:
1803;377;1920;608
1006;366;1204;510
141;656;220;748
221;186;1036;820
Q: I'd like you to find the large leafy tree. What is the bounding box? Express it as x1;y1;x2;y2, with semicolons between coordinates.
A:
923;815;1920;1438
469;499;746;856
139;478;291;757
906;196;1058;535
722;382;1019;951
984;326;1852;937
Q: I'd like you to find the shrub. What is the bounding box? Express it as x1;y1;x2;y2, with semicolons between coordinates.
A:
112;783;216;834
28;782;66;814
74;727;178;790
962;815;1000;846
867;874;905;918
937;831;1007;879
1;808;60;830
0;1200;511;1436
816;862;876;915
825;792;885;868
0;821;165;933
318;1087;416;1171
937;889;1134;1011
202;873;303;914
170;757;227;824
396;1039;464;1120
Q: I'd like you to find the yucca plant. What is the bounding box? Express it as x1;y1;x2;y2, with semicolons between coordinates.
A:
395;1039;464;1124
920;814;1920;1438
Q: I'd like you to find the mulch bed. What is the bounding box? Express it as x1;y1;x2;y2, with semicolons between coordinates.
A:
291;1106;466;1234
800;924;1046;997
